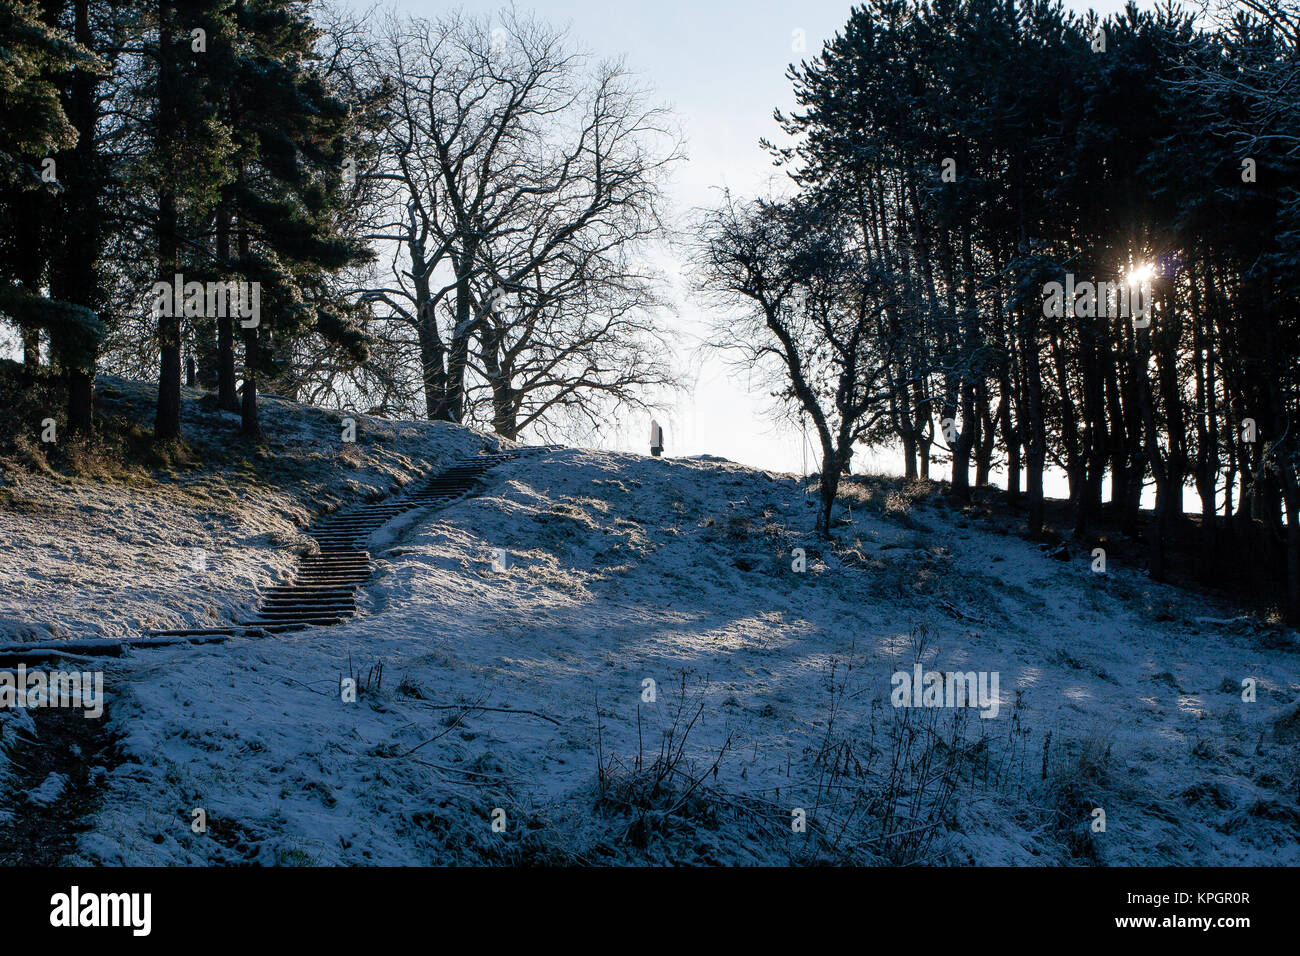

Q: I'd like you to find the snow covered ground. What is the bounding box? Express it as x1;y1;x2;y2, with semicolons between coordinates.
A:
0;377;501;644
0;377;502;807
3;382;1299;864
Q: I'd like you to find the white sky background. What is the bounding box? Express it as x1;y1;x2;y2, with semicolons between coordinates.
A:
358;0;1149;498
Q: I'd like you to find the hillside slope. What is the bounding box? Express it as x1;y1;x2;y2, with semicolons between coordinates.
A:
2;381;1298;864
0;377;501;643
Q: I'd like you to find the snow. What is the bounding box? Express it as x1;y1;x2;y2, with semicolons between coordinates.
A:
0;376;503;785
4;382;1299;864
0;377;501;644
27;772;66;806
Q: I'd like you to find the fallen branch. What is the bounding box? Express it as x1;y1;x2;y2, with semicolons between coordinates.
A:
402;707;474;756
0;632;238;664
938;599;988;626
403;701;562;726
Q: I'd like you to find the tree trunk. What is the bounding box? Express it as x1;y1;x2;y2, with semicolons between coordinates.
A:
974;384;995;488
21;328;40;365
816;450;843;538
1286;484;1300;627
439;273;475;423
217;207;239;411
1149;483;1171;582
1001;369;1020;499
153;1;182;442
487;371;518;439
1137;330;1170;581
241;325;260;437
51;0;99;437
67;371;93;435
237;218;260;438
154;256;182;440
1023;309;1046;535
902;434;918;480
950;382;975;502
1077;319;1106;536
1104;342;1127;513
416;299;448;421
1191;262;1219;585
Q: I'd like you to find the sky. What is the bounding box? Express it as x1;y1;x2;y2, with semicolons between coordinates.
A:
361;0;1150;493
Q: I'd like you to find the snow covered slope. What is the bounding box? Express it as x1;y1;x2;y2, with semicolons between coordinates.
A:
0;377;502;643
4;421;1290;864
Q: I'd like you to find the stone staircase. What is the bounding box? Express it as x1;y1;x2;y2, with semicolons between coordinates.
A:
145;449;527;638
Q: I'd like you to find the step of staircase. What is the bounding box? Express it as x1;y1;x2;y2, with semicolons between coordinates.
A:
144;446;550;639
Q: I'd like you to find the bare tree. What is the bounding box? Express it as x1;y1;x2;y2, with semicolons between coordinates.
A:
470;242;675;440
694;192;911;536
355;8;680;434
